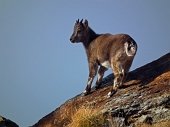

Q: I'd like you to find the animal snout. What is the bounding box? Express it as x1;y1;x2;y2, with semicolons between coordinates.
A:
70;36;75;43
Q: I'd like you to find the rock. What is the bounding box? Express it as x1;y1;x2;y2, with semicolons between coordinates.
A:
0;116;19;127
31;52;170;127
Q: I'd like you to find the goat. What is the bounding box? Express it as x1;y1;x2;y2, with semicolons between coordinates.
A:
70;19;137;97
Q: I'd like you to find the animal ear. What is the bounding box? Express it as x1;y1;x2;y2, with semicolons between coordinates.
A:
84;19;88;28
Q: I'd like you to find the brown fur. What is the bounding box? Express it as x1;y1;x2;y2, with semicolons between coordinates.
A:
70;19;137;97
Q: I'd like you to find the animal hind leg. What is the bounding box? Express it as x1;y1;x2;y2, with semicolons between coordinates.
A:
121;61;133;86
114;61;125;87
94;66;108;90
108;61;124;97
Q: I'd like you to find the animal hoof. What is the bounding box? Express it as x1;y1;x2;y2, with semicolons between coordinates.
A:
118;84;123;89
107;90;116;98
81;90;89;96
94;85;100;90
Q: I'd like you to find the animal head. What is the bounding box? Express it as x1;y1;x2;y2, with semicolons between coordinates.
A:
70;19;88;43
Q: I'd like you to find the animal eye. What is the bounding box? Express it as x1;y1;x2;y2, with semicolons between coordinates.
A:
77;30;82;33
77;26;83;33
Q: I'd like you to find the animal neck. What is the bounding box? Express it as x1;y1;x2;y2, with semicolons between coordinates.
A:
82;27;100;50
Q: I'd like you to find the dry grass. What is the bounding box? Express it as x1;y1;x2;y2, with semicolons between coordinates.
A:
65;103;170;127
66;106;105;127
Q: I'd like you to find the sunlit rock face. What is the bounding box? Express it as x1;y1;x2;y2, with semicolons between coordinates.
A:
32;52;170;127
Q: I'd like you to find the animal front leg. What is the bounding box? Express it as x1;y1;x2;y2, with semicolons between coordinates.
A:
83;77;94;95
82;62;98;96
94;66;107;90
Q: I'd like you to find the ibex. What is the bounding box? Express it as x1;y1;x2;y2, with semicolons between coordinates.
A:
70;19;137;97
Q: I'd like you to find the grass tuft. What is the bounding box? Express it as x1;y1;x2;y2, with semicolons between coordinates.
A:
66;106;105;127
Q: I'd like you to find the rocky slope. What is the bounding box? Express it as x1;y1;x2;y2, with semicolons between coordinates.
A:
32;52;170;127
0;116;19;127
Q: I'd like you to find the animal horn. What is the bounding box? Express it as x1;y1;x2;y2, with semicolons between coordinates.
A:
80;19;83;24
76;19;79;23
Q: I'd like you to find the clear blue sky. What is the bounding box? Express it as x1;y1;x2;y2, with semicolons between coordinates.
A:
0;1;170;126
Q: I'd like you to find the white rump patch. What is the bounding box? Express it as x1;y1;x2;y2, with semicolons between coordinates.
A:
101;61;111;68
124;42;137;56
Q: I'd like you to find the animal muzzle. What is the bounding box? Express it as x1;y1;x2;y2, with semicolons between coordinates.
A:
70;36;76;43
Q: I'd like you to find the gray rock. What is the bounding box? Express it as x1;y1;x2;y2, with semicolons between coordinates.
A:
32;53;170;127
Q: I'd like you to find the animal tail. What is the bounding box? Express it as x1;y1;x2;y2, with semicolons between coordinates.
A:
124;41;137;56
